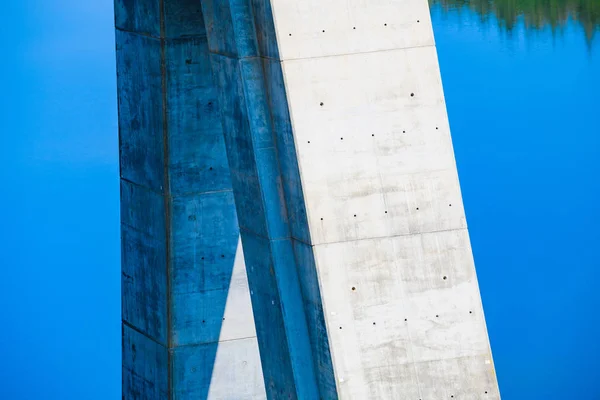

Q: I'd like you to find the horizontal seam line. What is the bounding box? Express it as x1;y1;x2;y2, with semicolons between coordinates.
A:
123;321;169;348
208;43;435;63
239;226;312;246
121;177;234;197
123;322;257;349
375;353;494;369
172;285;238;296
281;43;437;62
208;51;281;62
169;335;258;350
115;27;160;39
115;27;208;41
313;227;469;246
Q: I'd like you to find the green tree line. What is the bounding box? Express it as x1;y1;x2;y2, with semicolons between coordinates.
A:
429;0;600;42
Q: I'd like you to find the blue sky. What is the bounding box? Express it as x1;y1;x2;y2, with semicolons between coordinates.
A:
2;2;120;399
1;1;599;399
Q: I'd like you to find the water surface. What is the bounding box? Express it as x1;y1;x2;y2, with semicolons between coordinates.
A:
431;1;600;398
431;0;599;42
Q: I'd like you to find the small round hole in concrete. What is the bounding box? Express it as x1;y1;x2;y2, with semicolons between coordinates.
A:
404;318;408;322
320;102;324;106
416;207;419;210
443;276;447;280
469;311;473;314
410;93;415;97
308;141;311;143
373;322;376;325
353;214;357;217
372;134;375;137
353;27;356;30
449;204;452;207
289;33;292;36
436;315;439;318
341;137;344;140
417;20;420;23
339;326;342;329
384;23;387;26
403;130;406;133
320;217;324;221
385;211;388;214
322;29;325;33
351;287;356;291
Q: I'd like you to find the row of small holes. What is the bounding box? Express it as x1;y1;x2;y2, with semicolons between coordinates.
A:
307;127;439;143
198;255;226;260
338;310;476;328
201;317;227;324
416;394;489;400
318;205;452;220
288;21;421;36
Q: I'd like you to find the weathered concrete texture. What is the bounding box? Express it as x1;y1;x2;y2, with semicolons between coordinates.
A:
116;0;265;398
200;0;336;398
202;0;500;398
274;1;500;398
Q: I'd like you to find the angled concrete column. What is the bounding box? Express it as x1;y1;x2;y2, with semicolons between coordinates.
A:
115;0;265;398
199;1;336;398
202;0;500;399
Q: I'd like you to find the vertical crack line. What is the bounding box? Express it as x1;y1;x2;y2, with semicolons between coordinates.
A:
159;1;173;399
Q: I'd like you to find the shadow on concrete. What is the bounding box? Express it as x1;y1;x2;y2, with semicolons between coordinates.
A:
117;0;265;398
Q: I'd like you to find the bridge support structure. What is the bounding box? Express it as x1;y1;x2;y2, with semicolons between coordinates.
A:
116;0;500;398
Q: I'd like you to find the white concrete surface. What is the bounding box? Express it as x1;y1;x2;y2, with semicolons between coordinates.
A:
271;1;500;398
208;239;266;399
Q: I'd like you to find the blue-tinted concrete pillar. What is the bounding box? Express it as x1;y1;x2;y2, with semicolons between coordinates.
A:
116;0;265;398
199;1;338;399
117;1;498;398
